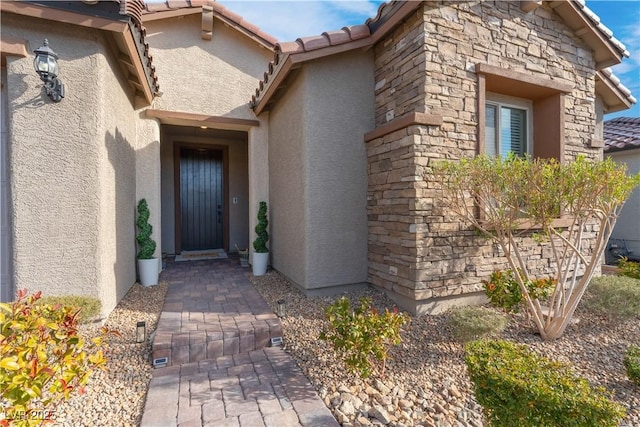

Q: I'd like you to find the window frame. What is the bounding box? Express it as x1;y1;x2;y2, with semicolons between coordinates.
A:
485;92;534;157
476;63;572;162
475;64;574;229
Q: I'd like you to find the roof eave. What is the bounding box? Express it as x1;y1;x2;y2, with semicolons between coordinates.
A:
595;71;636;113
550;1;626;70
0;1;156;106
252;37;371;115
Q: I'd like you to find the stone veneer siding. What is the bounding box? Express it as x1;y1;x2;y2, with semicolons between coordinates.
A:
367;1;602;314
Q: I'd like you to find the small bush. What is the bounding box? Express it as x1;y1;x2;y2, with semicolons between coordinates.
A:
618;257;640;280
0;290;116;427
625;345;640;386
582;275;640;321
447;306;507;343
319;297;409;378
465;339;626;427
37;295;101;324
483;270;555;313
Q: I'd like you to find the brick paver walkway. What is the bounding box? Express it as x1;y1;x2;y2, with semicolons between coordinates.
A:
141;258;338;427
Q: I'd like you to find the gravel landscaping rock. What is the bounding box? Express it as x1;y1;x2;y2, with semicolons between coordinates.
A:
53;282;168;427
250;270;640;427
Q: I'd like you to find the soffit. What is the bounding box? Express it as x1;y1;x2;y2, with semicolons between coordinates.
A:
0;0;158;106
549;0;628;69
145;109;260;131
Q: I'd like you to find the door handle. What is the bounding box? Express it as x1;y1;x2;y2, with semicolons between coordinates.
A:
217;204;222;223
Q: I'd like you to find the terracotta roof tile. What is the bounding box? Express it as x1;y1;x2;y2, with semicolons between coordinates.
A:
119;1;159;96
251;0;634;112
604;117;640;153
323;29;351;46
297;34;332;51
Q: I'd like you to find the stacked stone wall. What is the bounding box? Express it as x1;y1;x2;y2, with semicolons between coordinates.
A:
368;1;602;314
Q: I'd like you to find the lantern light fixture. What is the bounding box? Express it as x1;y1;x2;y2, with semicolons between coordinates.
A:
33;39;65;102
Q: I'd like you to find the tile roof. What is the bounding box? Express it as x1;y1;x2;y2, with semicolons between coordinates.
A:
598;67;637;106
251;0;635;114
573;0;630;58
275;25;370;55
119;0;159;96
604;117;640;153
142;0;277;48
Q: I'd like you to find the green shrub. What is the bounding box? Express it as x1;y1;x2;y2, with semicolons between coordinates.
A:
319;297;409;378
582;275;640;321
624;345;640;386
465;339;626;427
447;306;507;343
0;290;116;427
253;201;269;253
618;257;640;280
36;295;101;324
483;270;555;313
136;199;156;260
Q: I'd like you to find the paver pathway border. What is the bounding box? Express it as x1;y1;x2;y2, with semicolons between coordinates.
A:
141;259;339;427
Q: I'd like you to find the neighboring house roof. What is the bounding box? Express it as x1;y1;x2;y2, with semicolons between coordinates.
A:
604;117;640;153
0;0;159;105
141;0;276;50
251;0;633;115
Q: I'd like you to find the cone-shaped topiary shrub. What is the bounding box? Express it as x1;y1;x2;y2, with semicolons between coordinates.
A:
253;201;269;253
136;199;156;259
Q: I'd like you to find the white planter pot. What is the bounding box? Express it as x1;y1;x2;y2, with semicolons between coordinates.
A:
138;258;159;287
252;252;269;276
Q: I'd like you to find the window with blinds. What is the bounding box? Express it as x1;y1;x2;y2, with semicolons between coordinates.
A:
485;101;529;157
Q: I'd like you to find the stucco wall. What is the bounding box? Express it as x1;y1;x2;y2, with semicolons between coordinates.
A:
143;14;272;120
3;13;138;315
268;71;307;286
159;130;249;254
143;14;272;256
607;150;640;256
98;40;138;315
304;52;373;289
1;66;12;302
268;51;373;292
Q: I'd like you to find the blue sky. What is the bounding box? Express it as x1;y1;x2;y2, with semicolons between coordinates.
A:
218;0;639;118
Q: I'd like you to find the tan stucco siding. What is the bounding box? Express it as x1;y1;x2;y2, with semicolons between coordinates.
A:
144;14;272;120
2;14;137;314
98;39;138;316
304;52;374;288
607;150;640;255
248;116;270;263
268;71;307;286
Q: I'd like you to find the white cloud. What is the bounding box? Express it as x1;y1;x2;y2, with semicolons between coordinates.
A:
217;1;382;41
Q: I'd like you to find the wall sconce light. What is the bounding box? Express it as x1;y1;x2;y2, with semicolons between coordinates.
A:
33;39;65;102
136;321;146;343
277;299;286;318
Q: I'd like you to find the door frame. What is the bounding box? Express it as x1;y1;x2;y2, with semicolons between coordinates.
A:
173;141;229;253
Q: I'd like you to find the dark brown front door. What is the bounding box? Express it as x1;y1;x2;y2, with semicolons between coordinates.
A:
179;148;223;250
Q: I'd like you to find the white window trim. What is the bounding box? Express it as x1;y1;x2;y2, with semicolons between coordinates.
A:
486;92;534;156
